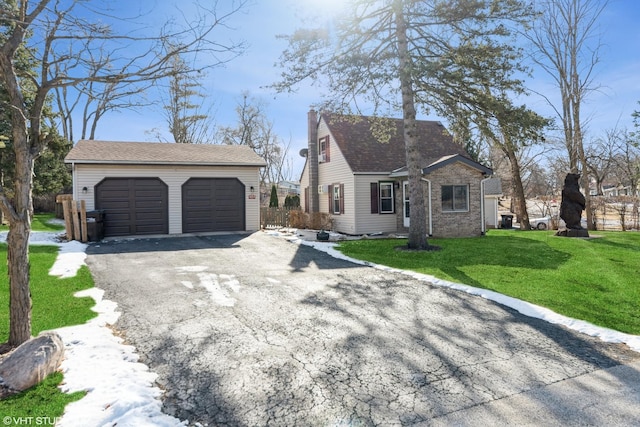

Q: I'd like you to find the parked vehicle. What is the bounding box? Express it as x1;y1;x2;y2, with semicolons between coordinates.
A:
530;216;552;230
529;216;587;230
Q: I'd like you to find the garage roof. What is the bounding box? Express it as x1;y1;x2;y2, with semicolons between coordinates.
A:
65;140;266;166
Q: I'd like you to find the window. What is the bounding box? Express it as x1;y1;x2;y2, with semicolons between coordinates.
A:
442;185;468;212
318;136;330;162
370;182;395;214
379;182;394;213
331;184;344;214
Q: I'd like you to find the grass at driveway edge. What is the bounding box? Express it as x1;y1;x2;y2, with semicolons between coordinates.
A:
0;213;65;232
335;230;640;336
0;243;96;418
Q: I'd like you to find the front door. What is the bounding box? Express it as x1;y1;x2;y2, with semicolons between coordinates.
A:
403;181;410;227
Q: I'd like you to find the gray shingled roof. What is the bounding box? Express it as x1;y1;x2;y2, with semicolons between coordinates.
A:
65;140;266;166
483;177;503;195
322;113;472;173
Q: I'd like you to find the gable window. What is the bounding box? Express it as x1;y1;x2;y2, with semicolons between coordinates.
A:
370;182;395;214
442;185;468;212
318;136;330;162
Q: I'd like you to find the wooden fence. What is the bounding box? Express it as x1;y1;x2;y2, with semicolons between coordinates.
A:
260;207;301;229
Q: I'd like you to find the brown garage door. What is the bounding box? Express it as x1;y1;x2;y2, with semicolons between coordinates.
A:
182;178;245;233
95;178;168;237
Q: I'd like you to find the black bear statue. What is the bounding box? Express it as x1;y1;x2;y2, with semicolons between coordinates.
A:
559;173;586;230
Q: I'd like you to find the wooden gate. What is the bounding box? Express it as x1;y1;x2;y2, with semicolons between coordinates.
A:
260;207;300;229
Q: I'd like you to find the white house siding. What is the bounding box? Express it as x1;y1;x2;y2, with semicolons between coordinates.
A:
71;163;261;234
484;197;500;229
301;118;405;235
353;174;399;235
316;120;357;234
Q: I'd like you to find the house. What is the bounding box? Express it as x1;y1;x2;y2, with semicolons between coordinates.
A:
278;180;301;195
300;110;496;238
483;177;503;229
602;183;638;197
64;140;265;237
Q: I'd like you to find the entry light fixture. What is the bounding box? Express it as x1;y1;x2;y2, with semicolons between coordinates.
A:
82;186;88;194
250;186;255;193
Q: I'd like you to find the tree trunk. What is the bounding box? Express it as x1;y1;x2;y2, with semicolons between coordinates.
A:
575;117;595;230
395;2;428;250
504;145;530;230
7;144;34;346
7;222;31;346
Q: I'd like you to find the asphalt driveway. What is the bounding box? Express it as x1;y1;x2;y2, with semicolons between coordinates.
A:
86;232;640;426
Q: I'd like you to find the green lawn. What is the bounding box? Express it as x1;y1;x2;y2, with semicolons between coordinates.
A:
0;243;96;418
0;213;65;232
336;230;640;335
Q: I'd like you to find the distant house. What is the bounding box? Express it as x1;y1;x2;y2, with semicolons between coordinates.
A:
278;180;301;195
299;110;496;238
65;140;265;237
602;183;638;197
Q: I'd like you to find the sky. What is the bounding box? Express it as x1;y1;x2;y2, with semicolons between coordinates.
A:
88;0;640;179
1;226;638;425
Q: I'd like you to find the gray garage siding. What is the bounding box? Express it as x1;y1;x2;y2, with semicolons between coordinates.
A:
72;164;261;234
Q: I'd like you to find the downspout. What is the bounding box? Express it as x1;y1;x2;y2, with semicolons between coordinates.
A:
481;176;491;235
420;178;432;236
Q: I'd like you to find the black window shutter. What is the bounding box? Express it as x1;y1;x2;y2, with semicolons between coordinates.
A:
370;182;379;214
340;184;345;214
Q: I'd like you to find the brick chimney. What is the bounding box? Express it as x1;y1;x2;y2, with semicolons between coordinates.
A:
308;109;319;213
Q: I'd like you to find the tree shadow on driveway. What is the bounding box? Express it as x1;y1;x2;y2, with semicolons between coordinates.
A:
139;258;638;425
86;233;250;255
89;232;639;425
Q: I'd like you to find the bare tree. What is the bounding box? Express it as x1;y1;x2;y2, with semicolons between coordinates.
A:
526;0;608;230
585;128;621;195
274;0;534;249
53;49;155;141
51;2;245;143
0;0;247;346
154;53;216;144
611;128;640;228
217;94;293;187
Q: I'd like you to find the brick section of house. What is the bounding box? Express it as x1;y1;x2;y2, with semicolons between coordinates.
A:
429;164;483;238
393;163;485;238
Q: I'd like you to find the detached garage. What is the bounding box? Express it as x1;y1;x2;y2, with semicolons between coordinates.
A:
65;140;265;237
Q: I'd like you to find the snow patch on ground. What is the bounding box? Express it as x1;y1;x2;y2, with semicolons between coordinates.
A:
0;230;185;426
176;266;240;306
6;225;636;426
49;241;88;278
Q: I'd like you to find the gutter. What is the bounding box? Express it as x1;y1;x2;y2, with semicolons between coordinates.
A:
63;160;266;167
